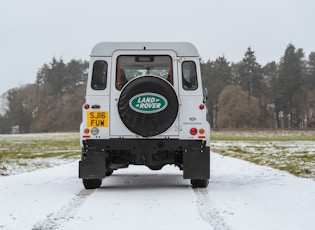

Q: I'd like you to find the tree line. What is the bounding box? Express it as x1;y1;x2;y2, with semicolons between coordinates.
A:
0;58;88;133
0;43;315;133
202;44;315;130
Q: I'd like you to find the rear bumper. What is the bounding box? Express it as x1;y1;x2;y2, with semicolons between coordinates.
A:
82;138;207;151
80;138;210;180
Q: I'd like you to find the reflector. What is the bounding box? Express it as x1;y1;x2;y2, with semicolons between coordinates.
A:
91;127;99;135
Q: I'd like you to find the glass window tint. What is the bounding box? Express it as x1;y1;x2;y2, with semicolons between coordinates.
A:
182;61;198;90
91;61;107;90
116;55;172;90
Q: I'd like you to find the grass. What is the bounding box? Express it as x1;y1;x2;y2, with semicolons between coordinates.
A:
211;130;315;179
1;131;315;179
211;130;315;141
0;133;81;176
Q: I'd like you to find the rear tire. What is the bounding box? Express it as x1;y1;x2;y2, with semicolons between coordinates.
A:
191;179;209;188
82;178;102;189
148;165;164;170
106;169;114;176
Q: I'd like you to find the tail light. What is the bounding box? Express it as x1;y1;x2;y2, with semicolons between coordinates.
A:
190;128;197;135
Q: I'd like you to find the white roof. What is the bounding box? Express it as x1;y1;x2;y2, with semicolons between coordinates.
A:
91;42;199;57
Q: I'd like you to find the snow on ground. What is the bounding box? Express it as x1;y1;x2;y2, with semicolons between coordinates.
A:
1;152;315;230
208;154;315;230
211;140;315;178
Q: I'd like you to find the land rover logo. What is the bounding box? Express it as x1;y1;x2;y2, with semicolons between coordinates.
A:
129;93;168;114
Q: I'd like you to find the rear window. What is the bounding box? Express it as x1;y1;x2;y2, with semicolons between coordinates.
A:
116;55;173;90
182;61;198;90
91;60;107;90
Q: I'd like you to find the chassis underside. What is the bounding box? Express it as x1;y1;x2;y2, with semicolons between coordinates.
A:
79;138;210;180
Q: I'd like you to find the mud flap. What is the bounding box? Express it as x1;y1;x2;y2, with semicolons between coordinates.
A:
79;152;106;179
183;147;210;179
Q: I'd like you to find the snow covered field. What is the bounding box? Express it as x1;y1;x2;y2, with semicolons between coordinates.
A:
211;130;315;179
1;153;315;230
0;133;80;176
211;140;315;178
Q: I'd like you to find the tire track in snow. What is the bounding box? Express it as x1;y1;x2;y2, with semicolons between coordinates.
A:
32;189;94;230
193;188;230;230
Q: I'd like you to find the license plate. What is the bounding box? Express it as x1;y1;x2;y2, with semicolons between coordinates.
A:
87;111;108;127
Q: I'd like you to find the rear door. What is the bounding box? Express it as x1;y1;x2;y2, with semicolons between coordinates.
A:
109;50;180;138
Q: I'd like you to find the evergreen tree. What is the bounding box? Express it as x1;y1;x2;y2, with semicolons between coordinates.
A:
276;44;305;128
306;52;315;89
263;61;279;128
36;58;67;96
35;58;88;96
238;47;263;100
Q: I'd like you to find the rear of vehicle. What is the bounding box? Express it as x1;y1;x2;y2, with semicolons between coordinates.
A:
79;42;210;189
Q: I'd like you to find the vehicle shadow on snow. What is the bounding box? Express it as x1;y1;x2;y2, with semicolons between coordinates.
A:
98;173;191;190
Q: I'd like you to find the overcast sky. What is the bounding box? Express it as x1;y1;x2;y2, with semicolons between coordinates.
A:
0;0;314;96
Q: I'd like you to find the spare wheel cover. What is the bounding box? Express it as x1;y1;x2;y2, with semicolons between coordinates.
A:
118;76;178;137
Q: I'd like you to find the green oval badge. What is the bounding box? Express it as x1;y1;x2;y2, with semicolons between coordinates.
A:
129;93;168;114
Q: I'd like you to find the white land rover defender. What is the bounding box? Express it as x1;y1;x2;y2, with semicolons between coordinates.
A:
79;42;210;189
